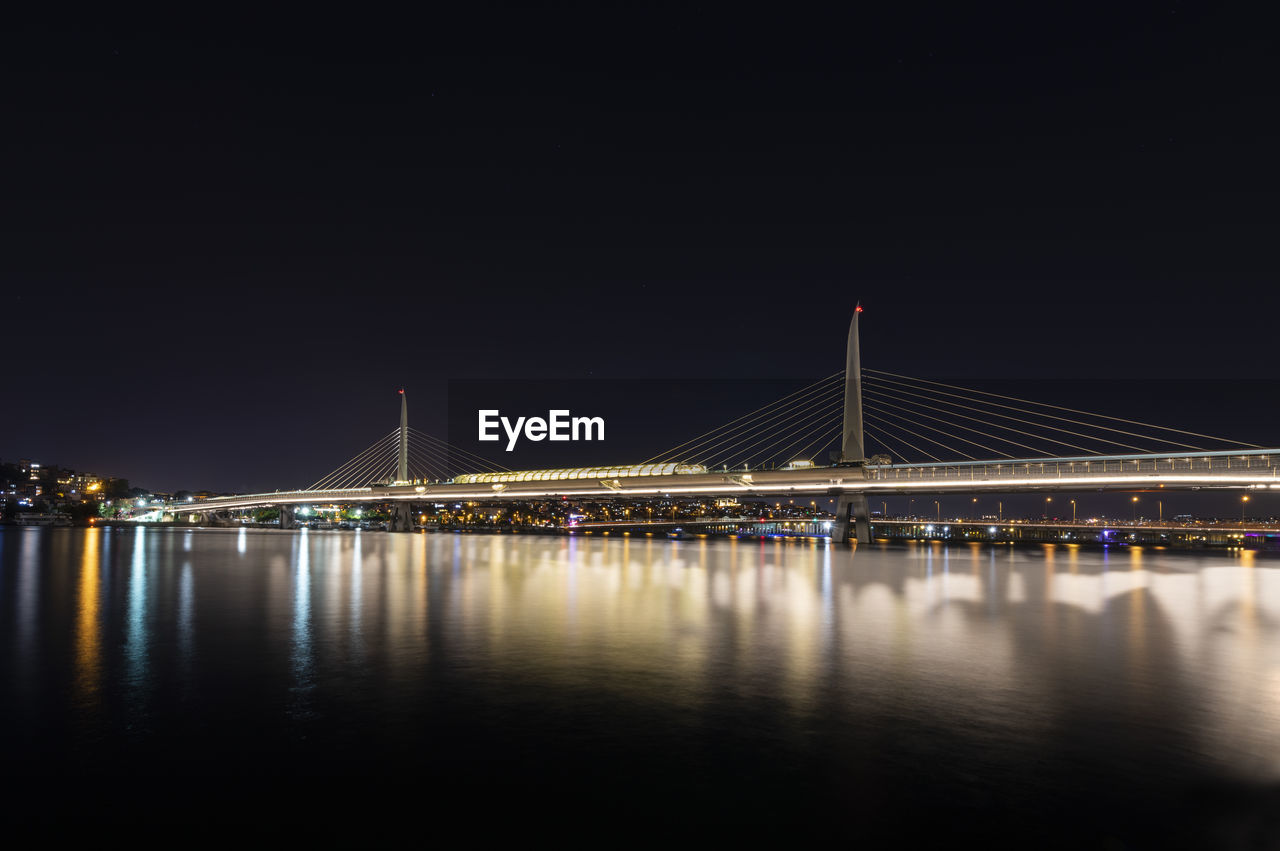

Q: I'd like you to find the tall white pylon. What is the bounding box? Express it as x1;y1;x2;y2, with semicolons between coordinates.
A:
398;389;408;483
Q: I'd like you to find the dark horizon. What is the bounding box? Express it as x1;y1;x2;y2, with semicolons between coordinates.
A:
5;7;1278;493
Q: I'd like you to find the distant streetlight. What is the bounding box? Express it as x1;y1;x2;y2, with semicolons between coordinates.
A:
934;500;940;521
1044;497;1052;521
1132;496;1139;523
1070;499;1077;522
971;497;978;520
1242;494;1250;524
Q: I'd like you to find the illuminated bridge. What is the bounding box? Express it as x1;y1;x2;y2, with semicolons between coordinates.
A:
166;308;1276;542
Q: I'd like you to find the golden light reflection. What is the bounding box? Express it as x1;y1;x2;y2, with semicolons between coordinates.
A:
235;529;1280;780
1239;550;1257;627
75;527;102;704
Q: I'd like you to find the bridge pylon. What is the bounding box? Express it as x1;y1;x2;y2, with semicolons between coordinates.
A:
398;389;409;484
388;389;415;532
832;303;872;545
841;303;866;464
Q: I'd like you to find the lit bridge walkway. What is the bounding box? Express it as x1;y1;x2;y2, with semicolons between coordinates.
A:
163;307;1276;542
172;448;1279;514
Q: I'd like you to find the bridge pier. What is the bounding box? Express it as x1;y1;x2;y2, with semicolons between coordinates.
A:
833;492;871;545
389;502;414;533
280;505;296;530
830;303;870;546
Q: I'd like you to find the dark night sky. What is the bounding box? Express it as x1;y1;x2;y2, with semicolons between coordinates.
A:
3;6;1277;493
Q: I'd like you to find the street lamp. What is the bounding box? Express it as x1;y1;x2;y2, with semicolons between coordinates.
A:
1242;494;1250;524
1044;497;1052;521
1070;499;1077;522
934;500;940;521
971;497;978;520
1132;496;1139;523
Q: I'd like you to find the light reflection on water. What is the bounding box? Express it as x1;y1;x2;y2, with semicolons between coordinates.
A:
290;529;315;721
74;527;101;705
126;527;148;693
1;527;1279;841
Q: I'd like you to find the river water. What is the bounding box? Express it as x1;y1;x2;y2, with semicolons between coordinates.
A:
2;526;1278;846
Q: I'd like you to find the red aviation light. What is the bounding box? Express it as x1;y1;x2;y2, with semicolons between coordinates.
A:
855;304;863;313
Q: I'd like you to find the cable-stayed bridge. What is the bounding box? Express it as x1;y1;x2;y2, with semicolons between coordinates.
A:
168;310;1277;542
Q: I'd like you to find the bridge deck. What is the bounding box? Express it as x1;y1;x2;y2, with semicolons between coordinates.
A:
168;450;1279;514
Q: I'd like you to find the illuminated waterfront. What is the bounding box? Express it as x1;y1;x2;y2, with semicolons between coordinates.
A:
3;527;1279;845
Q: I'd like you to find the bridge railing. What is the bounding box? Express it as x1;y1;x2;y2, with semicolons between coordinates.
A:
866;453;1279;483
170;487;374;508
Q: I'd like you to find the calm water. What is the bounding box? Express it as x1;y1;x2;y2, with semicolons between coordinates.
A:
3;526;1279;846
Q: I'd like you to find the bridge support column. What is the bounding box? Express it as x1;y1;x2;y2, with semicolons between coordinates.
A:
833;492;871;545
389;502;414;533
280;505;296;530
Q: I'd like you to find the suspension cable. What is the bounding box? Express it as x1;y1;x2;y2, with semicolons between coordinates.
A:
865;369;1260;448
863;377;1160;453
662;376;844;466
642;371;845;464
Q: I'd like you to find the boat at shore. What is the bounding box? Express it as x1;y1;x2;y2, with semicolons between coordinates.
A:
13;513;73;527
